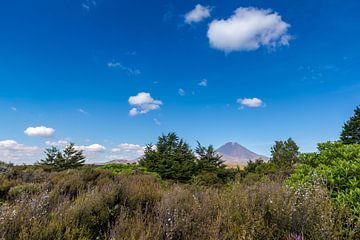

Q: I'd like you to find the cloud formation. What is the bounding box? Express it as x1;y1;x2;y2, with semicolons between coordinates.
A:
198;79;208;87
110;143;144;160
207;7;291;52
153;118;161;126
76;144;106;152
107;62;141;76
237;98;264;108
24;126;55;137
178;88;185;96
185;4;211;24
45;140;69;147
0;140;40;163
128;92;162;116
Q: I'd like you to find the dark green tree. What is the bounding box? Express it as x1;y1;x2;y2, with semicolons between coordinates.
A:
195;142;225;171
340;106;360;144
270;138;299;168
139;133;197;182
38;143;85;170
195;142;234;184
62;143;86;169
38;146;62;167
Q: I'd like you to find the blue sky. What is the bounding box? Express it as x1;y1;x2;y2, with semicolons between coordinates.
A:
0;0;359;164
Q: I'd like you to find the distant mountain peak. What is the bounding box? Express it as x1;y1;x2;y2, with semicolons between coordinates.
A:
216;142;268;165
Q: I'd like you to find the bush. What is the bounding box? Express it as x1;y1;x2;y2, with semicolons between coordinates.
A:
287;141;360;218
1;165;359;239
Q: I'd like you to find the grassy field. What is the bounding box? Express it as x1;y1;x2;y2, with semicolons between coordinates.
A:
1;163;359;240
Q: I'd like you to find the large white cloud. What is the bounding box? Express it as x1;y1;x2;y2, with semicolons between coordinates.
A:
0;140;40;164
237;97;263;107
185;4;211;24
128;92;162;116
207;7;291;52
24;126;55;137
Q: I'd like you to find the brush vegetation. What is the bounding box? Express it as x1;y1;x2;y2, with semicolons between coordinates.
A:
1;106;360;239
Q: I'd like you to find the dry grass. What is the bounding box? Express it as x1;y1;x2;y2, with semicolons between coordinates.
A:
0;165;359;240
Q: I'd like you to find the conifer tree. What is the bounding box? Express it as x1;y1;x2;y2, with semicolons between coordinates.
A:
340;106;360;144
62;143;85;169
195;142;225;172
38;143;85;170
139;133;197;182
38;146;61;167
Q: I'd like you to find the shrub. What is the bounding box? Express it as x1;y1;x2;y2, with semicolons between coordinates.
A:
287;141;360;218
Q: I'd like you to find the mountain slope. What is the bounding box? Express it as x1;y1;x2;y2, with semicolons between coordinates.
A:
216;142;269;164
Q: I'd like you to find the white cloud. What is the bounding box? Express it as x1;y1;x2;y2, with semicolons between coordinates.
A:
128;92;162;116
0;140;40;164
110;143;145;160
107;61;141;76
11;107;17;111
207;7;291;52
178;88;186;96
82;0;96;11
237;98;263;108
45;139;69;147
185;4;211;24
153;118;161;126
198;79;208;87
24;126;55;137
76;144;106;152
78;108;88;114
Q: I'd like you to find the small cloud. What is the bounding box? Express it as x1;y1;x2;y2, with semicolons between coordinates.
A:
198;79;208;87
78;108;88;114
11;107;17;111
110;143;144;160
107;61;141;76
185;4;212;24
207;7;291;53
153;118;161;126
82;0;96;11
178;88;186;96
76;143;106;152
128;92;162;116
24;126;55;137
45;139;69;147
237;98;264;108
126;51;137;56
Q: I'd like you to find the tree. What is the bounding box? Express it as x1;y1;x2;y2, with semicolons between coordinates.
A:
139;133;197;182
194;142;234;184
340;106;360;144
38;146;62;167
38;143;85;170
62;143;86;169
195;142;225;172
270;138;299;168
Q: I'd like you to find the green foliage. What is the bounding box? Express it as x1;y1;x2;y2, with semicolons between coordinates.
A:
270;138;299;169
139;133;197;182
0;165;359;239
97;163;160;179
195;142;225;171
37;143;85;170
287;141;360;217
194;142;235;184
341;106;360;144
